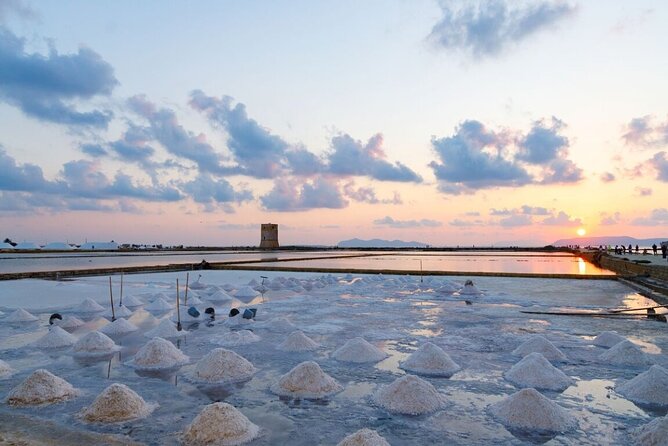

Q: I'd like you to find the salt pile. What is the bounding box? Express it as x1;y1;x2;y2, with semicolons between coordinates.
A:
80;383;156;423
235;286;260;299
435;283;458;294
191;348;256;383
121;295;144;307
633;414;668;446
100;317;139;336
182;402;260;446
270;361;342;398
222;283;236;292
75;298;105;313
459;280;482;295
599;340;652;366
190;279;207;290
6;308;39;322
72;331;120;357
133;337;189;370
337;429;390;446
103;305;133;318
400;342;460;377
6;369;79;406
592;331;626;348
333;337;388;363
505;352;573;391
185;295;203;305
211;330;261;347
207;290;234;303
489;388;575;432
277;331;320;352
56;315;85;328
617;365;668;406
373;374;443;415
145;318;187;339
0;359;15;379
512;335;567;362
145;297;174;312
257;317;297;332
32;326;78;348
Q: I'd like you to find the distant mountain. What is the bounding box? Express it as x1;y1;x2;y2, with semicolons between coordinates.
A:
338;238;429;248
553;236;668;247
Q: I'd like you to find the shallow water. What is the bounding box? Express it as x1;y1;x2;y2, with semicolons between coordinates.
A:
0;271;664;445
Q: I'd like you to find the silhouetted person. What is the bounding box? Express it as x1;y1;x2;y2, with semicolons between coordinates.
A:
662;243;667;259
635;244;639;253
628;244;633;253
653;244;658;255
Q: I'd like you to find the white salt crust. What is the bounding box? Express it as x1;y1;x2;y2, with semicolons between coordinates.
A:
400;342;460;377
489;388;575;432
633;415;668;446
120;295;144;307
333;338;388;363
144;318;188;339
617;365;668;406
505;352;573;392
32;326;78;348
592;331;626;348
599;340;652;366
270;361;343;398
277;331;320;352
75;298;105;313
72;331;120;357
0;359;15;379
373;374;443;415
132;337;189;370
145;297;175;312
211;330;261;347
99;317;139;336
6;369;79;406
182;402;260;446
191;348;257;384
337;428;391;446
80;383;157;423
6;308;39;322
512;336;567;362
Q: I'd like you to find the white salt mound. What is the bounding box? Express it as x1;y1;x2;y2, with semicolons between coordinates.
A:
145;318;187;339
6;308;39;322
270;361;342;398
75;298;105;313
592;331;626;348
490;388;575;432
145;297;174;312
208;290;233;303
72;331;119;357
133;337;189;370
103;305;133;318
459;281;482;295
505;352;573;392
182;402;260;446
222;283;236;292
333;337;388;363
185;295;203;305
189;280;207;290
0;359;15;379
337;428;390;446
617;365;668;407
32;326;78;348
235;286;260;299
373;374;442;415
512;335;567;362
599;340;652;366
100;318;138;336
257;317;297;332
6;369;79;406
120;295;144;307
81;383;156;423
191;348;256;383
400;342;460;377
56;315;85;329
278;331;320;352
211;330;261;347
633;414;668;446
435;283;458;294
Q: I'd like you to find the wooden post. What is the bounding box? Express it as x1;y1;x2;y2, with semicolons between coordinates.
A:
176;278;182;331
184;272;189;306
109;276;116;322
120;273;124;306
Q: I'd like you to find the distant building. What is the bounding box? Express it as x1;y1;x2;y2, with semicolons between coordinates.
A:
260;224;279;249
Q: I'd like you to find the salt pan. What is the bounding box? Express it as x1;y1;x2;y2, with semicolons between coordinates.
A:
592;331;626;348
337;428;390;446
145;297;174;312
270;361;342;398
278;331;319;352
75;298;105;313
505;352;573;392
0;359;15;379
633;414;668;446
599;340;652;366
400;342;460;377
145;318;187;339
72;331;120;357
617;365;668;406
182;402;260;446
512;335;567;362
191;348;256;383
489;388;575;432
373;374;443;415
211;330;261;347
333;337;388;363
80;383;156;423
133;337;189;370
6;308;39;322
100;318;139;336
6;369;79;406
32;326;78;348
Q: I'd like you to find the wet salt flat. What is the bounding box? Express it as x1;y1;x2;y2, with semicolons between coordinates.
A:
0;270;665;445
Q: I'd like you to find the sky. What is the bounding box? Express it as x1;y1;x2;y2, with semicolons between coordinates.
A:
0;0;667;247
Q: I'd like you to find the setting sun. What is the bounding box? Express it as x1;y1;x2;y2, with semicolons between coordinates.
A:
576;228;586;237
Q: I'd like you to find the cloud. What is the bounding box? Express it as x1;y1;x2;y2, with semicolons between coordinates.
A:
517;117;569;164
80;143;108;157
285;147;325;176
631;208;668;226
600;172;615;183
0;146;56;192
449;218;483;227
0;27;117;128
498;214;533;227
260;178;347;211
109;125;156;162
0;0;37;24
635;186;652;196
182;174;252;205
600;211;620;226
373;216;442;228
428;0;575;58
622;115;668;147
342;182;402;205
541;211;582;226
520;205;551;215
540;158;583;184
648;151;668;181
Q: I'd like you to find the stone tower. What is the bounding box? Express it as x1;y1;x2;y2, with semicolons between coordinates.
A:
260;224;279;249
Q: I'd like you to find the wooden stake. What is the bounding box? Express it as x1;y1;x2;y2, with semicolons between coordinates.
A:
176;278;182;331
109;276;116;322
120;273;124;306
184;272;190;307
